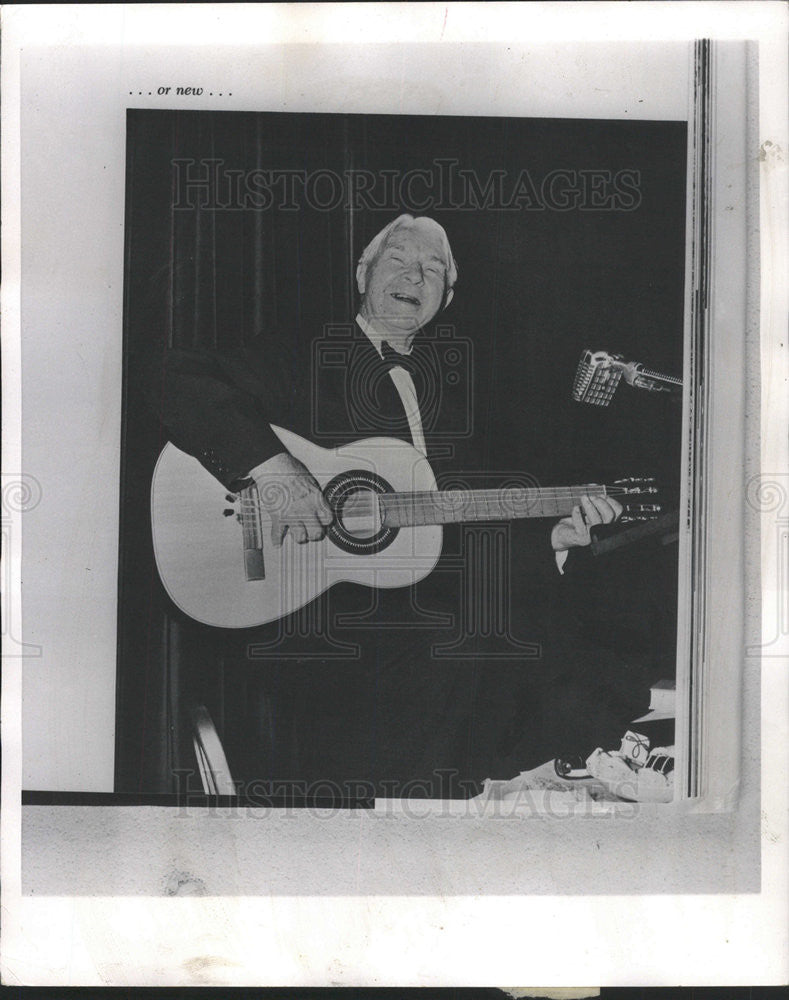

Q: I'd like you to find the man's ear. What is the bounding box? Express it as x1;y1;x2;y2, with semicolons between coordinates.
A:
356;261;366;295
444;287;454;309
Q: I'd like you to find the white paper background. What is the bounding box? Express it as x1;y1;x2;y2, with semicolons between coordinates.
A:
2;2;787;987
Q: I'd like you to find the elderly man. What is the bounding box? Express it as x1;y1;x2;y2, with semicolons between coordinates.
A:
146;213;624;799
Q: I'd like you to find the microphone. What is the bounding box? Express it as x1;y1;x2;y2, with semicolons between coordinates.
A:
572;350;682;407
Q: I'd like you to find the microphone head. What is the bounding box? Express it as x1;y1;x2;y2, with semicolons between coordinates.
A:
572;350;624;407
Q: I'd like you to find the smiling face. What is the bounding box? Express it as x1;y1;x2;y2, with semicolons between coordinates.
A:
358;223;448;345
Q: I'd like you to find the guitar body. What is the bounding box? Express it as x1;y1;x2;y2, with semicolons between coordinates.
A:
151;427;443;628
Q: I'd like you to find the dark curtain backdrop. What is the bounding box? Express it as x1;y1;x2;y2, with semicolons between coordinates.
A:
117;110;686;794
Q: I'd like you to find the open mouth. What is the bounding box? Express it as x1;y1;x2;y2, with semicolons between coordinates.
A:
390;291;421;307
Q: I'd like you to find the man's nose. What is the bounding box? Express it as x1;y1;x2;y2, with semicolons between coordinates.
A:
403;261;424;282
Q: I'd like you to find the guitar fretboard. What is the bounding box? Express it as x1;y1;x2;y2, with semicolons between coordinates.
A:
379;485;607;528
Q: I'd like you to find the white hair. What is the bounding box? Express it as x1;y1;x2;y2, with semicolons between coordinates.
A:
356;214;458;307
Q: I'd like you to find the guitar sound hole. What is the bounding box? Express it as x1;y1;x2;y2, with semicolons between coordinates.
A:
324;470;399;555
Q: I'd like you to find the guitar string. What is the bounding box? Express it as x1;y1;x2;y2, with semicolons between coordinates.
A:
229;484;657;521
231;485;645;511
233;502;611;516
232;485;636;502
233;486;622;504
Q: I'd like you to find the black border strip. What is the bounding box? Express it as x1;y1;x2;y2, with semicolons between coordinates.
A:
686;38;713;800
22;790;374;809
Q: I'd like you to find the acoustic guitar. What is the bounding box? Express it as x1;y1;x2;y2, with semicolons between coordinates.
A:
151;425;662;628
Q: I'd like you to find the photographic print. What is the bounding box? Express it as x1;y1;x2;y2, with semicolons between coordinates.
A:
116;108;686;808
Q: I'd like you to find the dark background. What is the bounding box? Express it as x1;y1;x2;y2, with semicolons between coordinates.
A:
117;110;686;796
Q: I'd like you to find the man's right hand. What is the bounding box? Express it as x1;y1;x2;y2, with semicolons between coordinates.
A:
250;451;334;546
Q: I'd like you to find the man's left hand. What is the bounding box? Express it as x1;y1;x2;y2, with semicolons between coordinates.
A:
551;494;623;552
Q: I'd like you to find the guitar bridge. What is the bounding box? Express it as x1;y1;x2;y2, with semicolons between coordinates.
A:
238;483;265;581
244;548;266;581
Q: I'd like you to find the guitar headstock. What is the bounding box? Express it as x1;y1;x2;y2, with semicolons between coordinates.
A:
609;476;665;523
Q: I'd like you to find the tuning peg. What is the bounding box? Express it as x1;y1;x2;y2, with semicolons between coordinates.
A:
223;508;235;517
225;494;236;502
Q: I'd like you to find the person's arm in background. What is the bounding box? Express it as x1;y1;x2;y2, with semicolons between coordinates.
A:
138;337;332;545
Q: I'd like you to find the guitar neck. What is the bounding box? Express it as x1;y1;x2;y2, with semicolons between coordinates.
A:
379;485;606;528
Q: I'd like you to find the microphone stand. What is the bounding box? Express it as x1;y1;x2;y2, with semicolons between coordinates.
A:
621;361;683;394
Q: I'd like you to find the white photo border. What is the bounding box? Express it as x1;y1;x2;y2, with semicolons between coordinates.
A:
2;2;787;988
